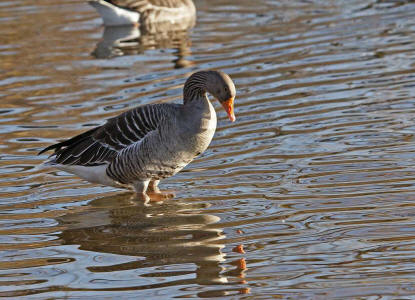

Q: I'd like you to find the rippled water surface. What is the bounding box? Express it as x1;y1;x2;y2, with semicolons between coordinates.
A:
3;0;415;298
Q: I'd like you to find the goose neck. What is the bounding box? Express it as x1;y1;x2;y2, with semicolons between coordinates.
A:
183;71;211;105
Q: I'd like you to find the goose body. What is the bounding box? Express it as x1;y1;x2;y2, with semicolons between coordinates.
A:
39;70;236;197
89;0;196;28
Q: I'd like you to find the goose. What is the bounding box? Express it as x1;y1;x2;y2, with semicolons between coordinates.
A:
88;0;196;28
39;70;236;199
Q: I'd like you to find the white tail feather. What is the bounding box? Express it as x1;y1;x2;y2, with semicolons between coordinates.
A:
89;0;140;26
53;163;119;187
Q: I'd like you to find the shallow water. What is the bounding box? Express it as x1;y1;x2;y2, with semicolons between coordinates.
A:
2;0;415;298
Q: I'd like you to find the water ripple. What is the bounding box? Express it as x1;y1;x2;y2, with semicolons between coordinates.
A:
2;0;415;298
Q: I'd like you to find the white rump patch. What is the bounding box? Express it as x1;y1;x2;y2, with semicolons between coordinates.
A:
51;163;119;187
89;0;140;26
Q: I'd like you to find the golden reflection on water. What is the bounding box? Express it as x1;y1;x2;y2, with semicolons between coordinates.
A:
59;193;229;286
3;0;415;298
0;193;249;298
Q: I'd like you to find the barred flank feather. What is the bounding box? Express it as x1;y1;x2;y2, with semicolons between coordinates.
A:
38;104;173;167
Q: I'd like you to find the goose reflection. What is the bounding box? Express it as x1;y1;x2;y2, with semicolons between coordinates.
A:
58;193;227;285
92;24;194;68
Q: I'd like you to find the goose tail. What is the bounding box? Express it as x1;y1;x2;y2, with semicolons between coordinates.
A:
89;0;140;26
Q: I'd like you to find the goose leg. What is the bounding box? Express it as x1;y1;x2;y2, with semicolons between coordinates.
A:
132;180;150;203
148;179;160;193
147;179;175;201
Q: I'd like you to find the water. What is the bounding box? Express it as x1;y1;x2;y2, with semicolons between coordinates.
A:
2;0;415;298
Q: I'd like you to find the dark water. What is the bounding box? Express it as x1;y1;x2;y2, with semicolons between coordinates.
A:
2;0;415;298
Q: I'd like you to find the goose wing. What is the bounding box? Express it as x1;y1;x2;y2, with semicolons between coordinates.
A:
39;103;172;166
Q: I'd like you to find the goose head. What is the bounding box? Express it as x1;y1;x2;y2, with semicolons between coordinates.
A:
205;71;236;122
184;70;237;122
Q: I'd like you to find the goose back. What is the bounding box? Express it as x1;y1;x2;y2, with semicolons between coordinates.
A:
105;0;195;30
104;0;194;10
40;103;177;167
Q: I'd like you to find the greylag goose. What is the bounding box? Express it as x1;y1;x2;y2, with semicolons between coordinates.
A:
88;0;196;28
39;70;236;198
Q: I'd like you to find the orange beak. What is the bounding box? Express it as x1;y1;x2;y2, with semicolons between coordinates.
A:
220;97;235;122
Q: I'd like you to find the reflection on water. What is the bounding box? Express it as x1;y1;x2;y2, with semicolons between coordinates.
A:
0;193;249;298
90;0;196;66
92;24;194;68
3;0;415;298
59;193;228;286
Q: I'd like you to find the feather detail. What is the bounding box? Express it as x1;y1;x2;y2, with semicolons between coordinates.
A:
38;104;172;167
